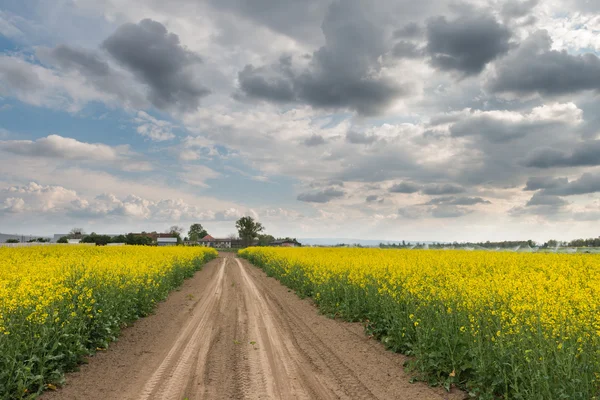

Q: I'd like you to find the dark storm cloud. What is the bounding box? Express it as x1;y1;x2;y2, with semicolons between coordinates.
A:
421;183;466;195
297;187;345;203
425;196;490;205
389;182;421;193
237;62;295;103
236;0;408;115
524;176;569;191
346;131;378;144
45;45;110;76
103;19;210;111
450;115;532;143
489;30;600;96
366;195;383;203
524;141;600;168
425;14;511;76
541;173;600;196
526;193;568;207
303;134;327;147
393;22;422;38
36;44;147;108
391;41;422;59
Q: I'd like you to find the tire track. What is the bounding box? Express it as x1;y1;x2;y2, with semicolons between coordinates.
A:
137;257;226;400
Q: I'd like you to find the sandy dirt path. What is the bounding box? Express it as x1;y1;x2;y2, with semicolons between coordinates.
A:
43;253;464;400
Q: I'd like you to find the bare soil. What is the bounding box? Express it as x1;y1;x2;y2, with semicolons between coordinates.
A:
43;253;465;400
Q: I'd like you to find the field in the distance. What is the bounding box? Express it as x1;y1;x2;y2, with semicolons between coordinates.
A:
240;247;600;400
0;246;217;399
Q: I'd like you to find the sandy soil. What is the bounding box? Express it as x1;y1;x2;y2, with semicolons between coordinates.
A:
43;253;465;400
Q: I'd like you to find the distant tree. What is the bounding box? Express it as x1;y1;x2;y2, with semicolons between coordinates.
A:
82;233;112;246
5;239;19;243
188;223;208;242
257;234;275;246
167;226;184;245
236;216;264;247
124;233;153;246
57;236;69;243
69;228;85;238
111;235;127;243
36;237;50;243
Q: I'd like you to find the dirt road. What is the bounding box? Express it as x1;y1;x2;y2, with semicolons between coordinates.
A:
44;253;464;400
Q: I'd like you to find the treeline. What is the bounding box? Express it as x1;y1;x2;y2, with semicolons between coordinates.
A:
380;237;600;249
58;233;154;246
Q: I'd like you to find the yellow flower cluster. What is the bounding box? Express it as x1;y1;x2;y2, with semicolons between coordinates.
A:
0;245;217;398
241;248;600;399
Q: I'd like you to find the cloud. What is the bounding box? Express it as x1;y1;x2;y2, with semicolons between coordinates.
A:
36;45;148;109
425;14;511;76
303;134;326;147
297;187;345;203
488;30;600;96
1;182;78;213
389;182;421;193
43;44;110;76
431;205;473;218
449;103;583;144
524;176;569;191
0;135;122;161
500;0;538;20
391;41;422;59
526;193;568;207
524;140;600;168
540;173;600;196
421;183;465;195
102;19;210;111
346;130;378;144
393;22;422;38
425;196;490;205
236;1;409;115
366;195;384;203
0;135;153;172
134;111;176;141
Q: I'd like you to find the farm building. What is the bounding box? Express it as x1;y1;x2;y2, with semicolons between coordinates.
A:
197;235;245;248
270;239;298;247
157;237;178;246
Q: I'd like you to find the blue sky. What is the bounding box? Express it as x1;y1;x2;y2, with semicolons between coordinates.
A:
2;0;600;241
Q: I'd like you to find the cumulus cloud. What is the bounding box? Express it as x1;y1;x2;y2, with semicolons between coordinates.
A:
0;182;78;213
102;19;210;111
425;14;511;76
366;194;384;203
524;176;569;191
524;140;600;168
389;182;421;193
539;173;600;196
297;187;345;203
346;130;378;144
421;183;466;195
236;0;409;115
425;196;490;205
134;111;176;141
488;30;600;96
303;134;326;147
0;135;123;161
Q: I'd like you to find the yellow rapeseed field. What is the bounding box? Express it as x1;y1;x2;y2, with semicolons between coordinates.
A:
240;247;600;400
0;245;217;399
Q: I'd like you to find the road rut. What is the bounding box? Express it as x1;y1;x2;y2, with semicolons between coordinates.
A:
43;253;464;400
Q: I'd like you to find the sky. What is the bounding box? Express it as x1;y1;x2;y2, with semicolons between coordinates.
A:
1;0;600;242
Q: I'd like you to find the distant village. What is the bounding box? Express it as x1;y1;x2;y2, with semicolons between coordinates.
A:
0;217;302;249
